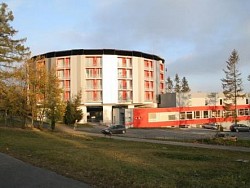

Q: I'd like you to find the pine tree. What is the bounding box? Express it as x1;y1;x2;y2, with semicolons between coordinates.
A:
64;91;83;125
64;100;75;125
0;3;30;69
73;91;83;122
221;49;245;124
0;3;30;126
181;77;190;93
174;74;181;93
165;76;173;93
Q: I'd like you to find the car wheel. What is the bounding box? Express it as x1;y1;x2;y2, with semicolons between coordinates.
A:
122;130;125;134
236;129;239;132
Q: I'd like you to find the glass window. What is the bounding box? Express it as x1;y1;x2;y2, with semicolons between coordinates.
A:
195;111;200;119
168;115;176;120
186;112;192;119
180;112;185;119
203;111;209;118
244;109;249;115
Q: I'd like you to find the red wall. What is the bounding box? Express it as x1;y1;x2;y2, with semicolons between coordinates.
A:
133;105;250;128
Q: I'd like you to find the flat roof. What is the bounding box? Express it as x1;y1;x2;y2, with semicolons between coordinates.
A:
37;49;165;63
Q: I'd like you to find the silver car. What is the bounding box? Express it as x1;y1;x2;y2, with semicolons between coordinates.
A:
230;124;250;132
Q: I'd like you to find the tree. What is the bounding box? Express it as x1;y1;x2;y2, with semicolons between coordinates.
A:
165;76;174;93
181;77;190;93
64;91;83;125
45;69;65;130
64;100;75;125
173;74;191;106
0;2;30;70
174;74;181;93
25;56;48;128
73;91;83;122
0;2;30;127
221;49;245;124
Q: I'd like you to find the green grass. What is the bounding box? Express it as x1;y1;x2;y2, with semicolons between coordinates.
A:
0;127;250;188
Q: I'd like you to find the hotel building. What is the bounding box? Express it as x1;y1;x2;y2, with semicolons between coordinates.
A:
37;49;165;125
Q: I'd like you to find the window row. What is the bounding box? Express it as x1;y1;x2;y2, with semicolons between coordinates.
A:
57;58;70;68
118;57;132;68
145;91;154;101
57;70;70;79
118;91;133;101
118;80;133;90
85;57;102;67
86;68;102;78
144;60;153;69
144;70;153;79
180;109;250;120
86;79;102;89
145;81;154;90
59;80;70;89
118;69;132;78
85;91;102;102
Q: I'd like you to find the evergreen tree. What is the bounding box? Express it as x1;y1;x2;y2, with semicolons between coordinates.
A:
221;49;245;124
64;91;83;125
181;77;190;93
64;100;75;125
0;2;30;69
73;91;83;122
174;74;181;93
0;3;30;126
165;76;173;93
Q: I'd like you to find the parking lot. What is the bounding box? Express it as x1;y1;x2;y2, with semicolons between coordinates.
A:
78;124;250;141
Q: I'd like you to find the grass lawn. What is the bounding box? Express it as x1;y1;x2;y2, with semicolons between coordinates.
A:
0;127;250;188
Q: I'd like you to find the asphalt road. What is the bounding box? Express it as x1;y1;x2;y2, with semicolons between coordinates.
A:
0;153;90;188
78;124;250;141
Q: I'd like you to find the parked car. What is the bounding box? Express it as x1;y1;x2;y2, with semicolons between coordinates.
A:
101;124;126;135
202;123;218;130
230;124;250;132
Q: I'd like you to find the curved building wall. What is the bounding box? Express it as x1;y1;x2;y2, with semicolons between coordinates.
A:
37;49;165;124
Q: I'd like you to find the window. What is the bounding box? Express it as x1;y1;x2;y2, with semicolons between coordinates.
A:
245;109;249;115
160;64;164;71
119;91;132;101
148;113;157;122
168;115;176;120
203;111;209;118
186;112;193;119
86;68;102;78
180;112;185;119
86;57;101;67
246;99;249;104
195;111;200;119
239;109;249;116
64;91;70;101
220;99;223;105
215;110;221;117
160;73;164;80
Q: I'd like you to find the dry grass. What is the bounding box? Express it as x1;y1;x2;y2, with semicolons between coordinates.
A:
0;127;250;188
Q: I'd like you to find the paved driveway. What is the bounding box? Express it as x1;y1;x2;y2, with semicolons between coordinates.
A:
0;153;90;188
78;124;250;140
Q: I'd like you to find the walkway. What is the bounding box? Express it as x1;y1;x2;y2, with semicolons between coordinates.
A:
0;152;90;188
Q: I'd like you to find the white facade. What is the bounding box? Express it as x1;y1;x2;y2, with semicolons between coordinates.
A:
38;49;165;124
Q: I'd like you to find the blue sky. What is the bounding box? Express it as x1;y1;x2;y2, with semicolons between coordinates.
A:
4;0;250;92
